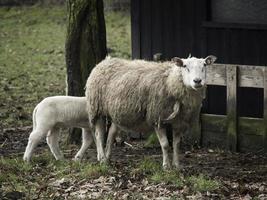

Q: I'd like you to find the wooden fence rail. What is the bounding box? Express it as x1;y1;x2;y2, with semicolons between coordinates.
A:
200;64;267;152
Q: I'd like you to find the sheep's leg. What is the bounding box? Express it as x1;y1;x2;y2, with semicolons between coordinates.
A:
95;118;107;163
105;123;118;160
154;127;171;170
74;128;94;161
172;131;181;169
23;129;48;162
46;128;64;160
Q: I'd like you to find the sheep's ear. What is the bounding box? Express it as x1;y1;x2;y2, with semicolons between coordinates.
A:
171;57;183;67
205;55;217;65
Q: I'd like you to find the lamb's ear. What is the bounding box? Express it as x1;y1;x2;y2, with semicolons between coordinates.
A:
205;55;217;65
171;57;183;67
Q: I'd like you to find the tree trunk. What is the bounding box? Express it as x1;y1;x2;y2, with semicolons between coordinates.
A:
66;0;107;144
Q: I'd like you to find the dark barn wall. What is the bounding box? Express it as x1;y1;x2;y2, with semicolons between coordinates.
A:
131;0;208;60
131;0;267;151
131;0;267;118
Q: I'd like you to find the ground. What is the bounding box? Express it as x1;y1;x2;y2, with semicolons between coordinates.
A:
0;4;266;200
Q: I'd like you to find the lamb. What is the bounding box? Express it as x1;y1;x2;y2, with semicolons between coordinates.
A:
85;55;217;169
23;96;94;162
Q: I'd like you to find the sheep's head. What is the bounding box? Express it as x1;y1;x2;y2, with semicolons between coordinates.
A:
172;55;217;90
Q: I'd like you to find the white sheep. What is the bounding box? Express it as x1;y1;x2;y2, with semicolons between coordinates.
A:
86;56;217;169
23;96;94;162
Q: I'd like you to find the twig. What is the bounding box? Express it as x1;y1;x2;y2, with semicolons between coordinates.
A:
124;142;134;148
0;139;7;148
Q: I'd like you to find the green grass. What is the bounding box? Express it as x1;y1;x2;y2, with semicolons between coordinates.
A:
151;170;184;187
0;6;67;128
135;157;162;175
187;174;220;192
133;157;220;192
0;5;131;129
105;11;131;58
135;157;184;187
144;132;160;148
0;144;220;198
50;159;110;179
0;152;111;198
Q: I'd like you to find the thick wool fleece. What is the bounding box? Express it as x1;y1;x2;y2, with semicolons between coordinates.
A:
86;57;205;133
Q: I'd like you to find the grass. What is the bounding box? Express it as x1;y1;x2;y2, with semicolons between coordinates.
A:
51;160;110;179
0;6;67;128
0;152;111;198
105;11;131;58
144;132;160;148
150;170;184;187
187;174;220;192
134;157;220;192
0;154;220;198
136;157;162;174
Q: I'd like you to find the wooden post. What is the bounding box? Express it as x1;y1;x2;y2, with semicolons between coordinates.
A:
226;65;238;151
263;68;267;152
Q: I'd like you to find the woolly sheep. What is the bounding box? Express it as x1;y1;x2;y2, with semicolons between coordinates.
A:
86;56;217;169
23;96;94;162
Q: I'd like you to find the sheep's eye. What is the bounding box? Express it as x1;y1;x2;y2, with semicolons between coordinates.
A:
204;63;207;67
184;66;190;72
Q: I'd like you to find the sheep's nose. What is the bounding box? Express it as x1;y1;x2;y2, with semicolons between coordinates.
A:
193;78;202;84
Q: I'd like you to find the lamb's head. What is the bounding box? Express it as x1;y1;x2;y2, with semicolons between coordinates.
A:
172;55;217;90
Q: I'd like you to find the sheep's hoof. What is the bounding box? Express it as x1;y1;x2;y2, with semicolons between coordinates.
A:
73;156;82;162
99;156;108;164
97;153;107;162
100;159;108;164
162;163;171;171
55;156;65;162
173;162;185;171
172;163;180;170
23;156;30;163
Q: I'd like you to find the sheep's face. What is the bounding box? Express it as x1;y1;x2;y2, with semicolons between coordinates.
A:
172;55;217;90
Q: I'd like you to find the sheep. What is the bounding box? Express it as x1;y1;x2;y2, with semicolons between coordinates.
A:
23;96;94;162
85;55;217;169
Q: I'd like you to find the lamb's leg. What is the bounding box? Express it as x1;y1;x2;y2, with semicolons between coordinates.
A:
23;129;48;162
95;118;107;163
74;128;94;161
46;128;64;160
105;123;118;160
172;131;181;169
154;127;171;170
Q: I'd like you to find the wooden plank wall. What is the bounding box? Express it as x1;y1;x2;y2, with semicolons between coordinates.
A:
131;0;206;60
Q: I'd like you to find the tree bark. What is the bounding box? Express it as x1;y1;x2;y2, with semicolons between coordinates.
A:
66;0;107;144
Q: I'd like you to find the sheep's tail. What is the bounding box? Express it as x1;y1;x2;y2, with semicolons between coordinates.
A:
32;105;38;131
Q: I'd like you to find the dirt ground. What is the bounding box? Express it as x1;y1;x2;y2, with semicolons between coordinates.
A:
0;126;266;200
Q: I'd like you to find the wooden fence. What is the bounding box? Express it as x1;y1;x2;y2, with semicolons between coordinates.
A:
199;64;267;152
